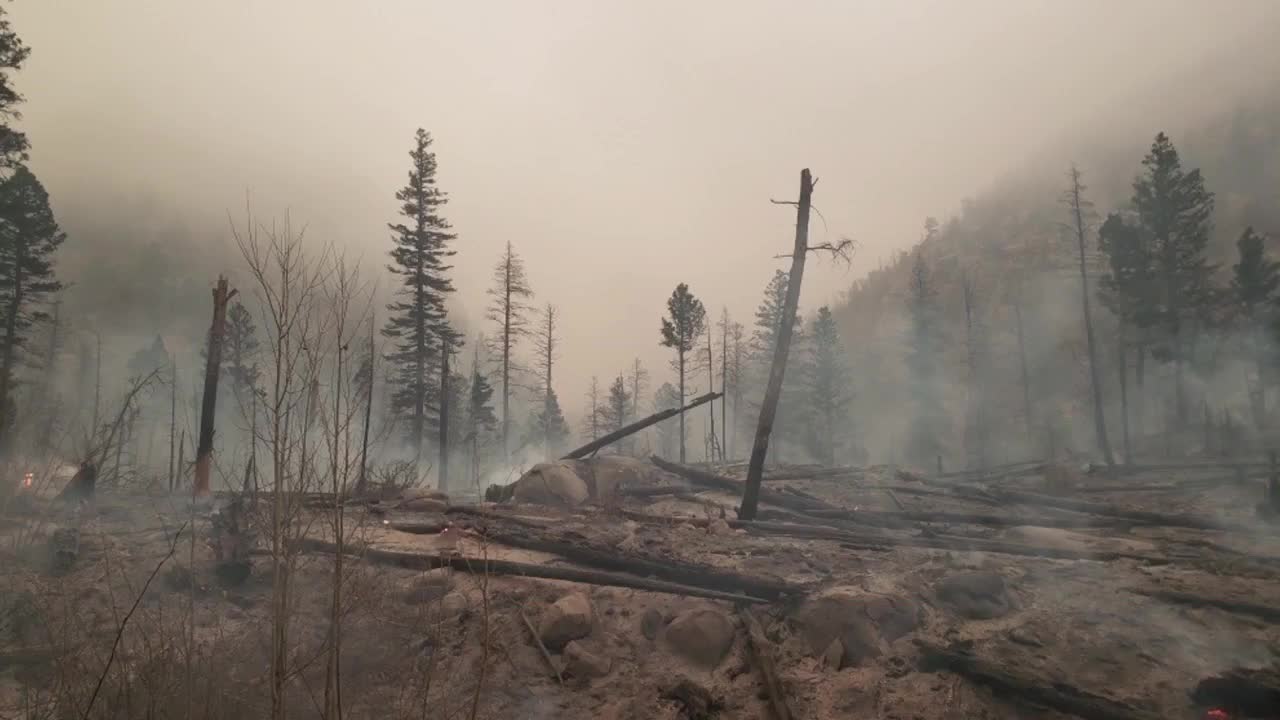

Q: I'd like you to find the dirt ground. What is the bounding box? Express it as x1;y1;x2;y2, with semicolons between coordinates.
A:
2;458;1279;719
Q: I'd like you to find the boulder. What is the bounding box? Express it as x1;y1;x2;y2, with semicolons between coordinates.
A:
538;593;593;650
398;488;449;513
661;608;735;668
577;455;670;499
821;638;844;670
935;571;1014;619
513;462;591;507
796;589;921;667
563;640;611;679
440;592;469;616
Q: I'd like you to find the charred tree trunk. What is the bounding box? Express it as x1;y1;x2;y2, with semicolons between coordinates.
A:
356;320;375;495
1117;329;1132;465
0;247;26;454
741;169;813;521
168;355;176;492
678;349;686;463
1068;166;1114;466
438;335;450;493
195;276;236;497
705;329;717;462
1012;291;1034;447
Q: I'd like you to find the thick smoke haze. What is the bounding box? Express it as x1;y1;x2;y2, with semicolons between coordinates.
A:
12;0;1280;426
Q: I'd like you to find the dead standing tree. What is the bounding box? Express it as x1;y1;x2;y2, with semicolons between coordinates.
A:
195;275;236;497
740;169;850;520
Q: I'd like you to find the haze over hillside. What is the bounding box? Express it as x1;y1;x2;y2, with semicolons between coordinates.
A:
12;1;1280;433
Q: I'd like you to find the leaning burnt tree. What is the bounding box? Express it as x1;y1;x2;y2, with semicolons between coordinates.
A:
1065;165;1115;466
740;169;850;520
195;276;236;497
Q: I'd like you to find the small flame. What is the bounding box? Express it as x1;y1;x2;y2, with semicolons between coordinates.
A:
22;472;32;488
1204;708;1230;720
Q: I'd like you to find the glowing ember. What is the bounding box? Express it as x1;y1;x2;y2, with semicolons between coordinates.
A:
21;472;32;488
1204;708;1230;720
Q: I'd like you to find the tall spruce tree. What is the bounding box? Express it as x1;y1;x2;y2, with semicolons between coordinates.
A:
1098;212;1153;462
486;241;534;463
1132;132;1216;425
1231;227;1280;428
0;6;29;169
224;301;262;409
527;388;569;458
905;250;946;466
751;270;805;456
659;283;706;463
0;167;65;447
604;375;631;440
383;129;457;460
802;306;848;466
531;303;561;456
582;376;602;442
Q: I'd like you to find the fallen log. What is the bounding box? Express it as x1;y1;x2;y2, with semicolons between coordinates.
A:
803;507;1140;530
618;510;1143;563
1130;588;1280;624
563;392;721;460
650;456;836;514
992;488;1230;530
737;607;792;720
1191;665;1280;717
917;642;1161;720
292;538;769;604
389;520;800;600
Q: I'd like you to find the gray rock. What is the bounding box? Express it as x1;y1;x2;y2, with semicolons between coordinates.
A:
538;593;593;650
661;608;735;668
640;607;663;640
563;640;611;679
797;589;921;668
935;572;1013;620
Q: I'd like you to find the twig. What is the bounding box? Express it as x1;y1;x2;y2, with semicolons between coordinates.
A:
519;607;563;685
82;522;188;720
737;607;792;720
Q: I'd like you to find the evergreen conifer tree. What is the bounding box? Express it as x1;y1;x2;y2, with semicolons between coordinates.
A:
802;306;848;465
659;283;706;463
0;167;65;444
1132;132;1216;424
905;250;946;466
383;129;458;458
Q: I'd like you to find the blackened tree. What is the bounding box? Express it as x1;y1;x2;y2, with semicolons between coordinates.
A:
486;241;534;462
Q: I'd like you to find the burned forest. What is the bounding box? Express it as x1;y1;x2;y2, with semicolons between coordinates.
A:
4;3;1280;719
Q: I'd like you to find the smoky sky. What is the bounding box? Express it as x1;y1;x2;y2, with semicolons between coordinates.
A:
12;1;1280;422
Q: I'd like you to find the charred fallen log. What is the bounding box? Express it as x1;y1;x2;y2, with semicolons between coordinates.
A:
563;392;720;460
1190;665;1280;717
292;538;770;604
992;489;1231;531
389;520;800;601
650;456;836;515
917;642;1161;720
1130;588;1280;624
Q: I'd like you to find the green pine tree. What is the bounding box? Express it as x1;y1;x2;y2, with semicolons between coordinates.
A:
660;283;706;463
0;7;29;169
382;129;459;458
0;167;65;444
1231;227;1280;427
801;306;850;466
1132;132;1217;424
905;250;946;466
